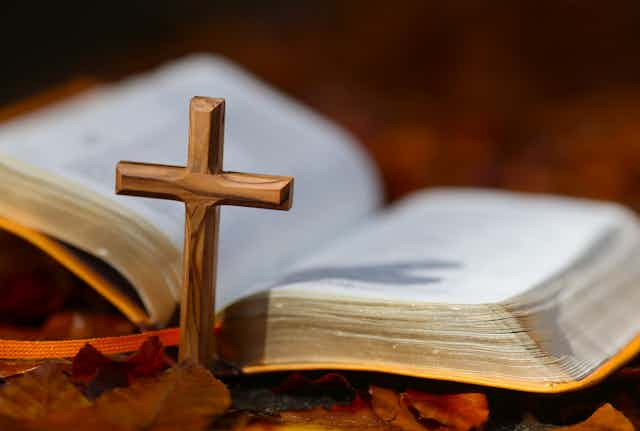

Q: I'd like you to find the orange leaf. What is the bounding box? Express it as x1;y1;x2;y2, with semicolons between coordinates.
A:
278;406;387;430
45;364;230;431
71;336;169;399
271;384;386;430
243;424;347;431
0;362;89;421
555;403;633;431
369;385;425;431
403;390;489;431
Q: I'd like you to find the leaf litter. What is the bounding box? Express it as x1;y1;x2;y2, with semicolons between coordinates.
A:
1;339;640;431
0;337;229;431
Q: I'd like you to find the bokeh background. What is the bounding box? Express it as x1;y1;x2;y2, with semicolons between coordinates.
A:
3;1;640;206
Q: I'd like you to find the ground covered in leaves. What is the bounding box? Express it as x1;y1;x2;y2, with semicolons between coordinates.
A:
1;338;640;431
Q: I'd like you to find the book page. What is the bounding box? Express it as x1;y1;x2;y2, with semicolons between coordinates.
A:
265;188;638;304
0;55;382;309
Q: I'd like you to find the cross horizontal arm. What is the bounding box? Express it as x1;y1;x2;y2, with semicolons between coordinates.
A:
188;171;293;210
116;161;293;209
116;161;187;201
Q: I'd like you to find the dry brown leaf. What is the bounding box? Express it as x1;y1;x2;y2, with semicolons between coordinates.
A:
243;424;344;430
0;359;47;378
403;390;489;431
555;403;633;431
71;337;169;399
43;363;230;431
237;384;489;431
0;362;89;421
274;393;385;430
369;385;425;431
134;364;230;430
278;407;386;430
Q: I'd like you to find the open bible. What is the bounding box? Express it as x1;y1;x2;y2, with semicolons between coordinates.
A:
1;55;639;393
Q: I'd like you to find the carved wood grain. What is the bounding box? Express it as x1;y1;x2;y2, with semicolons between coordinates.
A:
180;201;219;366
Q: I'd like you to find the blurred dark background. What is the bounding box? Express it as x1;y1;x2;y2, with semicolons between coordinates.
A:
3;1;640;206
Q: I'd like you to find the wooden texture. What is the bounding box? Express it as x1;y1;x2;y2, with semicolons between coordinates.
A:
115;96;293;365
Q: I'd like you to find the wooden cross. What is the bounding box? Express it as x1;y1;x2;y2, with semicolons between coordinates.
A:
115;96;294;365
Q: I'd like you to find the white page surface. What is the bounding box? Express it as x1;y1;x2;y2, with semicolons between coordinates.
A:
0;55;382;308
268;189;638;304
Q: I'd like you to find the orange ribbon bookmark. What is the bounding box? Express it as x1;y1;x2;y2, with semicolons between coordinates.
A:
0;328;180;359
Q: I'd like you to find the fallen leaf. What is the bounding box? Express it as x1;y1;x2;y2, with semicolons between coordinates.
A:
230;376;489;431
554;403;633;431
0;360;47;378
124;336;168;379
71;343;131;399
278;406;386;430
243;424;343;431
0;362;89;421
46;364;230;431
369;385;425;431
71;336;169;399
71;343;117;383
403;389;489;431
232;373;385;429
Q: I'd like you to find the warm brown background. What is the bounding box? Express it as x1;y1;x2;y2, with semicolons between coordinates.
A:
3;1;640;206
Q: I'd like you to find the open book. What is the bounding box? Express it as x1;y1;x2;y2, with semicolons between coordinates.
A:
1;55;639;393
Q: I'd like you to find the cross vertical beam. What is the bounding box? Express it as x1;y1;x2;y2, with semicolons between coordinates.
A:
181;201;219;364
115;96;293;366
179;97;224;364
